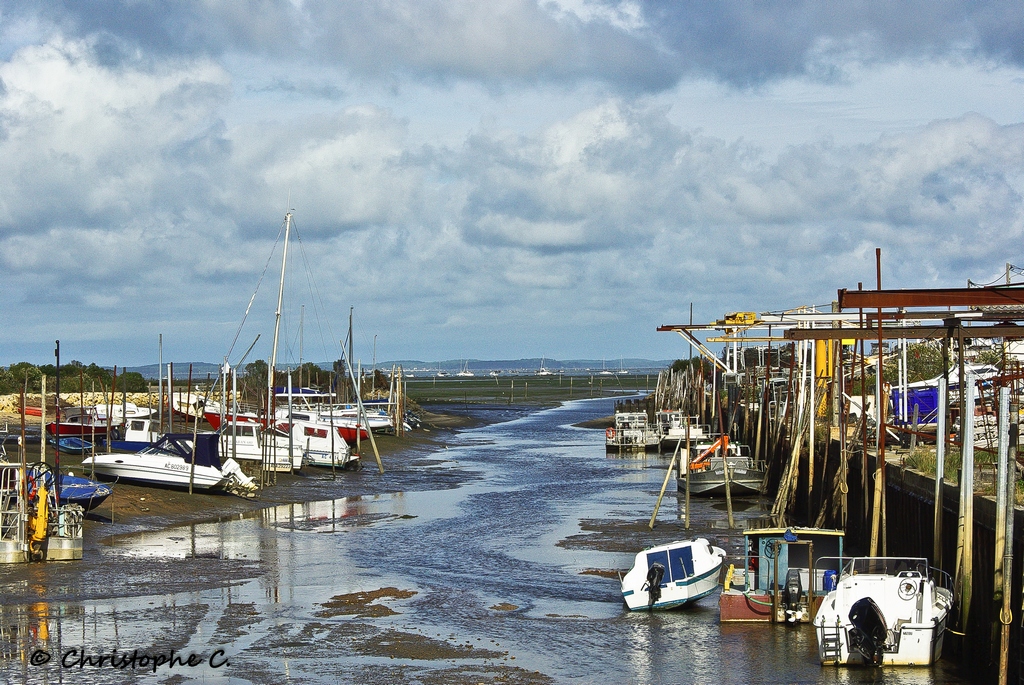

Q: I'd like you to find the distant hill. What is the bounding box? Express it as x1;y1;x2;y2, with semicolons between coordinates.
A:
125;358;674;379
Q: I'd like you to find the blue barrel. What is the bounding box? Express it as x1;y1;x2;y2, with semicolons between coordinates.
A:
823;569;838;592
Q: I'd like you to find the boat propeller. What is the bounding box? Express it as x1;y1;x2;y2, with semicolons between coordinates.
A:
644;563;665;609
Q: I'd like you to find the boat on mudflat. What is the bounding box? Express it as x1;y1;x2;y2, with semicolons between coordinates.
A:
620;538;726;611
814;557;953;666
29;464;112;512
81;433;256;495
46;436;94;455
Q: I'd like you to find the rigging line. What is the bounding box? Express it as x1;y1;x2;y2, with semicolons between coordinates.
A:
968;264;1024;287
291;224;342;362
226;221;287;363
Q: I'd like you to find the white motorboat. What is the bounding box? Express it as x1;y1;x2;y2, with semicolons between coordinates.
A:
814;557;953;666
620;538;727;611
82;434;256;495
109;417;162;451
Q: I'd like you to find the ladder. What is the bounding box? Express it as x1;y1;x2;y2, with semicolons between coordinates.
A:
819;624;844;665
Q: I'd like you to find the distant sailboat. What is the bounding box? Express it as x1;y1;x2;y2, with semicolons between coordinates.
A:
456;360;475;377
537;357;553;376
599;359;613;376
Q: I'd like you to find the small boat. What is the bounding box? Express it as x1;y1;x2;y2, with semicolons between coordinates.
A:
605;412;658;452
620;538;727;611
28;464;112;512
108;417;161;452
814;557;953;666
82;433;257;495
719;527;846;622
0;463;84;563
679;436;766;497
654;411;711;452
47;436;94;455
46;406;119;441
0;461;112;513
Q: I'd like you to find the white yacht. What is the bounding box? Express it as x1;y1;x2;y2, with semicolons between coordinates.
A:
814;557;953;666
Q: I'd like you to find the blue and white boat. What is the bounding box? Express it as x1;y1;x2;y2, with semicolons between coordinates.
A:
46;436;94;455
25;463;112;512
621;538;727;611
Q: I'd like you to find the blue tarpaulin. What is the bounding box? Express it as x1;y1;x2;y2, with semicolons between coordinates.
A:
891;387;939;425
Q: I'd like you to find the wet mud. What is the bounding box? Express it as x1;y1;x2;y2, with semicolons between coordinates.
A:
0;399;977;684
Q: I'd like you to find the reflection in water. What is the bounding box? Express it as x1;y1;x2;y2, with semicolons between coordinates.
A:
0;398;975;684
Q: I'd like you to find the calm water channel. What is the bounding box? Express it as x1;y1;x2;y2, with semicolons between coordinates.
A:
1;398;974;684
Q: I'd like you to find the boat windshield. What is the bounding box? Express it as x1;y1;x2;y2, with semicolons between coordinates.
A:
842;557;929;577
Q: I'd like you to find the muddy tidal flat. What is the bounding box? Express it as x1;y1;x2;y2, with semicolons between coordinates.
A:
1;399;975;684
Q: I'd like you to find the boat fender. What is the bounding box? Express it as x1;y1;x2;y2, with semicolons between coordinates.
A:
643;563;665;609
606;428;616;440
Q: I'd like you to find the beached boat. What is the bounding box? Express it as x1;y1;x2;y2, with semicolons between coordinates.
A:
719;527;845;623
620;538;727;610
108;417;161;452
0;463;84;563
216;422;301;472
81;433;256;495
814;557;953;666
28;464;112;512
46;406;120;441
0;459;112;513
46;436;94;455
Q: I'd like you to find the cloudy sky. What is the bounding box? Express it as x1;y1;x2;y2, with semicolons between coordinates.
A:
1;1;1023;368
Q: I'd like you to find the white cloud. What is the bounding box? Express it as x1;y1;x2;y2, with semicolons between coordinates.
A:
3;16;1024;364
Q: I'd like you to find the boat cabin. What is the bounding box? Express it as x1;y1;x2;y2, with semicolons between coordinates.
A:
719;527;845;623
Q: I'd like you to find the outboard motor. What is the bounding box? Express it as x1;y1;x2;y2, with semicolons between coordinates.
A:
783;568;804;622
644;563;665;609
848;597;888;665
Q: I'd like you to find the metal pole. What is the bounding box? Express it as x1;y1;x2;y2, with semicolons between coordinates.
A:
287;369;294;473
934;377;947;567
994;386;1012;685
54;340;61;508
158;334;163;433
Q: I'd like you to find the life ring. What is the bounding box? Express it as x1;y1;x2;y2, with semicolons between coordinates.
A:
606;427;616;440
897;579;919;601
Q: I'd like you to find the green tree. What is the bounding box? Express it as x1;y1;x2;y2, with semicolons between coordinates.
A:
296;362;326;389
115;372;149;393
882;342;945;384
8;362;41;391
244;360;268;388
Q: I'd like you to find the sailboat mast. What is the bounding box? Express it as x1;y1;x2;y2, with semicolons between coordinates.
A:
269;212;292;420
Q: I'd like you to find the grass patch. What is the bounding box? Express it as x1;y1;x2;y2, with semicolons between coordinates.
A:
404;373;657;406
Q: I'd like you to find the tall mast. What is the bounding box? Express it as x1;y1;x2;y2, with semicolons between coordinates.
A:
269;212;292;419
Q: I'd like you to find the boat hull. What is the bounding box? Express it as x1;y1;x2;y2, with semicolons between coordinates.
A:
814;559;952;666
683;471;764;497
81;454;226;490
620;538;726;611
